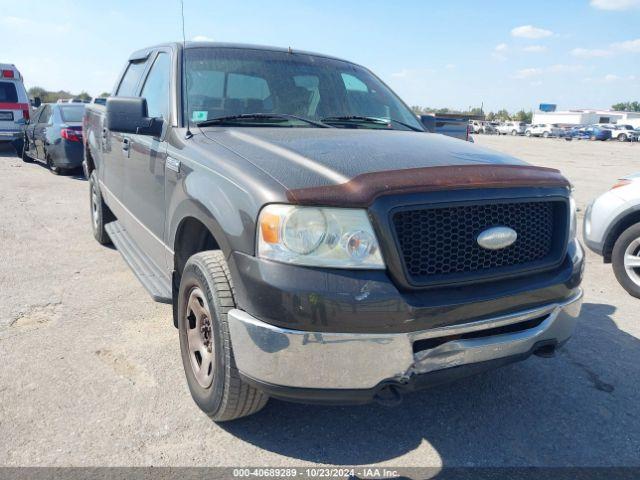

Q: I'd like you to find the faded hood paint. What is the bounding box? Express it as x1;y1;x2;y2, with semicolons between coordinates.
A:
200;127;528;190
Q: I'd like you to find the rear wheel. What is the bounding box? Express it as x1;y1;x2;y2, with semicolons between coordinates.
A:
21;137;33;163
612;223;640;298
525;131;532;137
618;134;627;142
89;170;113;245
47;155;61;175
542;131;549;138
590;135;597;141
511;130;518;136
178;251;268;421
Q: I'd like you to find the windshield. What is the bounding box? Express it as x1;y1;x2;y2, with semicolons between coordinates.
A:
60;105;85;122
184;47;422;131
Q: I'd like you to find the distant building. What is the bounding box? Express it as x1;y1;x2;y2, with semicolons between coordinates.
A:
532;109;640;128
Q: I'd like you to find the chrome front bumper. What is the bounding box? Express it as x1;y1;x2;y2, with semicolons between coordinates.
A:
228;290;583;391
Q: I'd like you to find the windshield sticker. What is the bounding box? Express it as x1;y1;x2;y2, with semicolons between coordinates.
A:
192;111;208;121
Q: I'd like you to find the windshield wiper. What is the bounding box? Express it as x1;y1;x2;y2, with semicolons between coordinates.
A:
196;113;330;128
321;115;423;132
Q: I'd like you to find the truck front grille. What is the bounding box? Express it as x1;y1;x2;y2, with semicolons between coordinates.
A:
391;200;567;286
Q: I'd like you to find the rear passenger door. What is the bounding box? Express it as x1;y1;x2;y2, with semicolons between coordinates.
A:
123;50;172;270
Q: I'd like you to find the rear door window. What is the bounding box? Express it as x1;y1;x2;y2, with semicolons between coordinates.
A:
0;82;18;102
116;59;148;97
39;105;53;124
60;105;85;122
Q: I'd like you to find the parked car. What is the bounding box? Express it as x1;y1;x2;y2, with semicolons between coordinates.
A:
21;103;85;174
565;125;612;142
605;124;638;142
470;120;495;134
84;42;583;421
497;121;527;136
584;174;640;297
525;124;564;138
420;114;473;141
0;63;30;154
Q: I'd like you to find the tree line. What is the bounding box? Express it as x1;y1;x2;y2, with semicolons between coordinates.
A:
27;86;110;104
411;106;533;123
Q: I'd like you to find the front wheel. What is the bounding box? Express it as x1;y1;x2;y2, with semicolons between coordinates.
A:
542;131;549;138
612;223;640;298
511;130;518;136
525;131;532;137
618;134;627;142
178;251;268;421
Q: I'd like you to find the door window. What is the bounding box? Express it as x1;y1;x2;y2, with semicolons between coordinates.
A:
39;105;52;124
140;52;171;119
116;59;148;97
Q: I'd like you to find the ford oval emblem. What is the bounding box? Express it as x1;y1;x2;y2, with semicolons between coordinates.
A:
477;226;518;250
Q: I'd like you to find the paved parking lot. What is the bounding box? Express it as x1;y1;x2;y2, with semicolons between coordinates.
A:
1;136;639;469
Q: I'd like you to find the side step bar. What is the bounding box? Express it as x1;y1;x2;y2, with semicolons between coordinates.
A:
105;221;172;304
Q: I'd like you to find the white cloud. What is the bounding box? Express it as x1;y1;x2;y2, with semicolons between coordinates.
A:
523;45;548;53
511;64;583;79
491;43;509;61
445;63;456;69
570;47;611;57
548;64;584;73
391;68;434;78
494;43;509;52
604;73;621;81
192;35;214;42
530;80;543;86
512;68;543;79
590;0;640;10
511;25;553;39
611;38;640;52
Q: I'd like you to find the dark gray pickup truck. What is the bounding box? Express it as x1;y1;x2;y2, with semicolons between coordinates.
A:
83;42;584;421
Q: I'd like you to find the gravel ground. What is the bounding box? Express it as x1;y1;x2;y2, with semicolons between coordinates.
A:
1;136;639;469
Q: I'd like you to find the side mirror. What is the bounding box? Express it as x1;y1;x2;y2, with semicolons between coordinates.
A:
106;96;163;137
31;97;42;108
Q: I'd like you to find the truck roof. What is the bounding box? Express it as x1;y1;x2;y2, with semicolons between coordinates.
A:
128;41;355;66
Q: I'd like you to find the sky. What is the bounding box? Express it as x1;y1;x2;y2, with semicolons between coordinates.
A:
1;0;639;112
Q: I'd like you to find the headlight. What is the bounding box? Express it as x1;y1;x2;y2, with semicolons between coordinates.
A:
257;204;385;269
569;196;577;240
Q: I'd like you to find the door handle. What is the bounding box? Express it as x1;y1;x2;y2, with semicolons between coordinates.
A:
166;156;181;173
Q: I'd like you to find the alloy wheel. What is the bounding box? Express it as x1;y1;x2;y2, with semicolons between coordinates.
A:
624;237;640;288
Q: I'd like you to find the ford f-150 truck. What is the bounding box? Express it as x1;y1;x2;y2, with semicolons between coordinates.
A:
83;42;584;421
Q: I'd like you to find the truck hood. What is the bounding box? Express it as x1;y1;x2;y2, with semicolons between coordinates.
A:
201;127;527;191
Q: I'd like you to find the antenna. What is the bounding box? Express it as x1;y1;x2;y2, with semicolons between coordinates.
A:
181;0;193;139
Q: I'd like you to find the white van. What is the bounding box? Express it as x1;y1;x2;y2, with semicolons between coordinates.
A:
0;64;30;152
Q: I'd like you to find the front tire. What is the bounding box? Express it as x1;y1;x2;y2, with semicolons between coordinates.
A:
542;131;549;138
525;131;532;137
511;130;518;136
618;134;627;142
89;170;113;245
178;251;268;421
